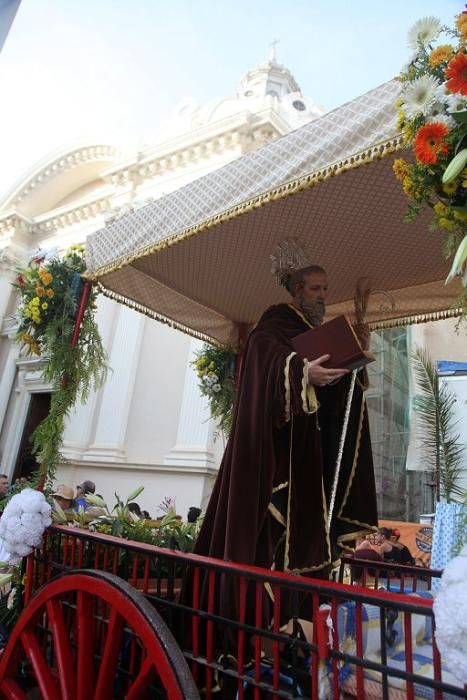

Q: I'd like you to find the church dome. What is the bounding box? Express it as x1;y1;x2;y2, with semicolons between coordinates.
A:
160;49;324;139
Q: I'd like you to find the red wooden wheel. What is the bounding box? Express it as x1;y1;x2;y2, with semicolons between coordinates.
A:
0;569;199;700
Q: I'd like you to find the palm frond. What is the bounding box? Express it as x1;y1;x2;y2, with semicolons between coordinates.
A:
412;346;465;503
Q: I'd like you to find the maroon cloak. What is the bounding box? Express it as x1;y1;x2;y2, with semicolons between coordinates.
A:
195;303;378;578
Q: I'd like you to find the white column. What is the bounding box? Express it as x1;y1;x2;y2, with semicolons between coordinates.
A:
164;338;216;467
84;304;144;463
0;341;19;434
62;295;118;460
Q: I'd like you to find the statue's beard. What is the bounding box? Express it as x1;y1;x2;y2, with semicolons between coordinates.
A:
300;298;325;326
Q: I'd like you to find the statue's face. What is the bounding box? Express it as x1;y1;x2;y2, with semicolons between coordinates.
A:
296;271;328;325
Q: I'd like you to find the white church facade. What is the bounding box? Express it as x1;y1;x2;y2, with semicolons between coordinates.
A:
0;55;328;518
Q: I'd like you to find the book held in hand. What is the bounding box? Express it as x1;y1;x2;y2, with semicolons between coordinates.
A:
291;315;375;371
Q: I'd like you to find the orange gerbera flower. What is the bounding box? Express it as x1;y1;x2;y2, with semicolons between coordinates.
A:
414;122;449;164
429;45;453;67
455;12;467;39
445;52;467;96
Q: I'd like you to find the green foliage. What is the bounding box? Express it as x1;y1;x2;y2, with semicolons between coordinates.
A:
412;346;466;502
192;343;236;436
0;566;25;632
53;488;203;554
12;247;108;488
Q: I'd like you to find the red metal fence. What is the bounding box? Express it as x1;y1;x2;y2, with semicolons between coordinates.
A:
23;525;466;699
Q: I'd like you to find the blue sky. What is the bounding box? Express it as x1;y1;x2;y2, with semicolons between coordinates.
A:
0;0;459;196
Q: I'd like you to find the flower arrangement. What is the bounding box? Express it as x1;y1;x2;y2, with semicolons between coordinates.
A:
393;12;467;313
0;489;52;564
192;343;236;435
12;246;108;486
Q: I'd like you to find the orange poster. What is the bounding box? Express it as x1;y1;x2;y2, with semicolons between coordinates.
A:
378;519;433;566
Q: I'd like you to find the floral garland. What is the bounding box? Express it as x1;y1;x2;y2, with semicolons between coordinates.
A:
192;343;236;436
393;12;467;314
12;246;108;487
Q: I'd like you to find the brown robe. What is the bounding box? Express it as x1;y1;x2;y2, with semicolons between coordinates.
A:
194;303;377;608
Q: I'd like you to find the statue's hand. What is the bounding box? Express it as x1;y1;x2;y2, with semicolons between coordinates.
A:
307;355;349;386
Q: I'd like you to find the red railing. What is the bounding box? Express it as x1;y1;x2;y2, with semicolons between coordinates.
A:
24;525;466;699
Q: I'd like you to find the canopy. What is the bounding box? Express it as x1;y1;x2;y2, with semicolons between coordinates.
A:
85;79;461;347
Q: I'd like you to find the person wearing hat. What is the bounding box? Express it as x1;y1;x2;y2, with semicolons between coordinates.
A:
51;484;76;511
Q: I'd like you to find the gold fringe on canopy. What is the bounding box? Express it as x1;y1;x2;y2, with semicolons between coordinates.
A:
88;135;404;281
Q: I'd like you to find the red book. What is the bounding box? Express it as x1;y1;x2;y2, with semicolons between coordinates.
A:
291;315;375;371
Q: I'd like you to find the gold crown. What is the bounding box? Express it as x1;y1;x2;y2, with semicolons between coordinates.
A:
270;239;309;287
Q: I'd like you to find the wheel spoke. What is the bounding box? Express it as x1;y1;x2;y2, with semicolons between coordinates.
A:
76;591;95;700
20;628;61;700
46;599;77;700
0;677;28;700
94;608;125;700
125;656;155;699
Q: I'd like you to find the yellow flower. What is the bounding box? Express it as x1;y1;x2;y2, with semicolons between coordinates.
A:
402;177;415;197
38;269;53;286
41;302;48;310
455;12;467;38
35;286;45;297
209;362;215;369
438;217;455;231
442;180;458;196
46;288;54;298
21;333;33;343
393;158;409;181
30;341;41;356
32;297;40;306
395;97;404;109
453;209;467;223
429;45;454;67
434;201;448;216
396;110;405;132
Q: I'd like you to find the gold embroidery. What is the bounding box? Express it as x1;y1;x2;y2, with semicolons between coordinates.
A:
284;351;297;423
268;502;287;527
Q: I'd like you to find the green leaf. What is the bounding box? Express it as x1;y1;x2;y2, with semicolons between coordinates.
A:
442;149;467;184
450;110;467;125
126;485;144;503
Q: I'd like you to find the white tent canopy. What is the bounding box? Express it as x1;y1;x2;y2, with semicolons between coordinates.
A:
86;79;460;347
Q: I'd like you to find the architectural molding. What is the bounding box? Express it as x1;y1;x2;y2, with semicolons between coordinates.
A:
0;211;33;237
9;145;118;206
33;193;113;233
61;459;219;477
101;112;285;186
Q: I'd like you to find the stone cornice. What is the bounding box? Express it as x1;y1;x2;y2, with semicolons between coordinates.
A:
62;459;219;477
8;145;118;206
0;211;33;236
32;192;113;233
101;111;284;186
2;114;289;234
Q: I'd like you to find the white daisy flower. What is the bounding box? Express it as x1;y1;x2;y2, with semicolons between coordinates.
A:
408;16;441;49
445;92;467;114
212;383;221;393
429;100;447;116
403;75;440;118
427;113;455;128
